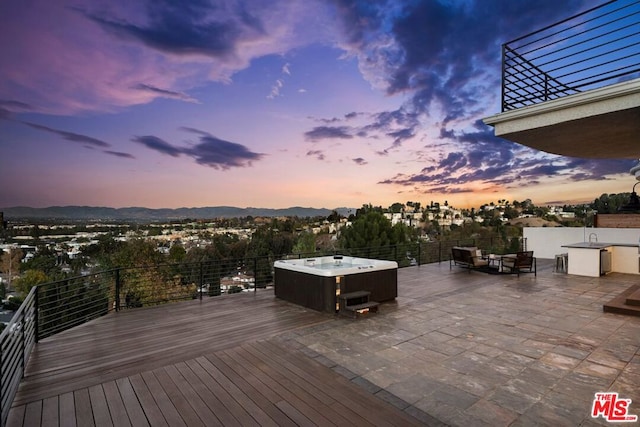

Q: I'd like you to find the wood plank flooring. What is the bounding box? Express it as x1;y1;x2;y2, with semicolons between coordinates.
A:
7;290;423;426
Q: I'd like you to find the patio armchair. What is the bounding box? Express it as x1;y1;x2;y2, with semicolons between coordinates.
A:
501;251;536;276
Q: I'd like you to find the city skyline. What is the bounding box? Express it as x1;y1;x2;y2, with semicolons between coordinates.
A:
1;0;637;210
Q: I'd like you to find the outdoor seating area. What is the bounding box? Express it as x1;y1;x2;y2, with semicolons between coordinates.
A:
450;247;537;276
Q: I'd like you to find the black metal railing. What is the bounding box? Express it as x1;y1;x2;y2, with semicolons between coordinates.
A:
0;287;36;427
502;0;640;110
0;235;523;425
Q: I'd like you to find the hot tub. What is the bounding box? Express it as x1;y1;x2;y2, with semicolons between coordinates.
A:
274;256;398;313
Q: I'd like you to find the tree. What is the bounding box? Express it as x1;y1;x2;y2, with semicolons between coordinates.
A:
389;202;404;213
1;248;23;289
21;247;63;280
168;245;186;263
13;269;50;296
292;232;316;255
339;210;417;263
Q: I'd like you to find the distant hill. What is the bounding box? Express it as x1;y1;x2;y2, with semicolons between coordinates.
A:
0;206;355;221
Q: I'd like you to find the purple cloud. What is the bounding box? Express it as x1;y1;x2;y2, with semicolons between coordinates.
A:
133;84;199;104
304;126;353;142
104;151;135;159
132;135;182;157
134;128;265;170
185;134;265;170
22;122;110;148
80;0;264;58
306;150;325;161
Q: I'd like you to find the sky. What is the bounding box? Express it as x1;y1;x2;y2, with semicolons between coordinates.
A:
0;0;638;210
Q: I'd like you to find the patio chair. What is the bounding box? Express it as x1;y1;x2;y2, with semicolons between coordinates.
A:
501;251;536;276
450;246;488;272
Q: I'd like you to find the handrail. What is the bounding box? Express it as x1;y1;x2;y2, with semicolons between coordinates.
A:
501;0;640;111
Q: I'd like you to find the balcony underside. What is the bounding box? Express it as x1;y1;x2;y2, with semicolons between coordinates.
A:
484;78;640;159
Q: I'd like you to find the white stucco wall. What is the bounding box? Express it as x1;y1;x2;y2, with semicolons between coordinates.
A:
523;227;640;259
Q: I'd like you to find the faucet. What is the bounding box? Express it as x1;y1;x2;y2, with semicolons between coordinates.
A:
588;233;598;244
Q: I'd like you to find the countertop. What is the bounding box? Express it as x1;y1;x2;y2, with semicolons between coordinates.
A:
562;242;639;249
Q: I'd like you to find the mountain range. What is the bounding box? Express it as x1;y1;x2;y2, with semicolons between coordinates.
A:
0;206;355;221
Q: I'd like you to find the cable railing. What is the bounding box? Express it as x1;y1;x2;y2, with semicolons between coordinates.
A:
502;0;640;111
0;288;36;427
0;235;522;425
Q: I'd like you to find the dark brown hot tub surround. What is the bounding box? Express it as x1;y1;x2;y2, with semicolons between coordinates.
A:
274;256;398;313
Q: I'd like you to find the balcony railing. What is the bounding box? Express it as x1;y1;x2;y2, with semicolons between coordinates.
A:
0;236;522;426
502;0;640;111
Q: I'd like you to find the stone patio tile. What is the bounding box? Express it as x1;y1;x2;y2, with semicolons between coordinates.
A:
413;397;466;426
552;344;592;360
437;325;469;337
440;351;493;374
413;330;456;346
574;360;620;380
478;335;528;351
514;323;547;334
486;384;542;414
551;372;612;402
516;363;565;389
412;347;452;363
531;329;569;344
326;350;388;376
373;347;411;364
539;352;582;370
467;342;504;358
520;397;587;427
580;418;615;427
589;344;638;367
427;340;470;357
391;339;427;355
441;371;499;398
428;381;481;410
384;374;440;404
464;398;518;426
610;374;640;402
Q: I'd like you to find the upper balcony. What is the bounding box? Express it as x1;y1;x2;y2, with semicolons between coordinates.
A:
483;0;640;159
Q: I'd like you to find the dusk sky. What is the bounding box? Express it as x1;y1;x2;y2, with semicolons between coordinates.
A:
1;0;637;210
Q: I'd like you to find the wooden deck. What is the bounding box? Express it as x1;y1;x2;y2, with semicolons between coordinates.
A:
7;289;423;426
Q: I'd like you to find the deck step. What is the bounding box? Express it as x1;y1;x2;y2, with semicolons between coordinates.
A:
625;287;640;306
343;302;380;312
604;285;640;317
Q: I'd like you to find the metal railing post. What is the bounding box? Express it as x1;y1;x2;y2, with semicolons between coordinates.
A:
199;262;204;301
417;242;421;266
0;340;3;426
254;257;258;293
20;310;25;378
501;43;506;111
115;268;121;312
34;285;39;343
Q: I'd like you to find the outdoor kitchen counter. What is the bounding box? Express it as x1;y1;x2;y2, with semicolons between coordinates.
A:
562;242;639;277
